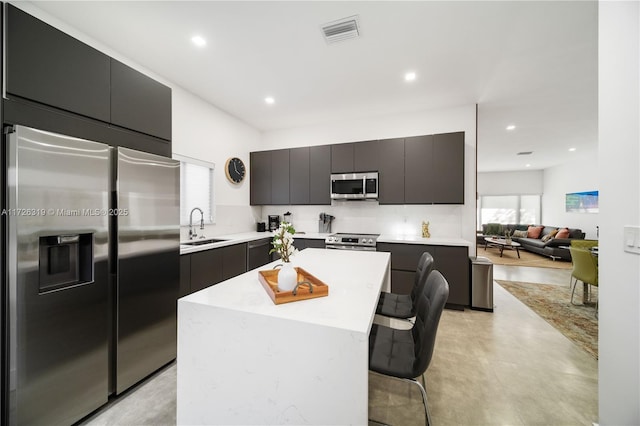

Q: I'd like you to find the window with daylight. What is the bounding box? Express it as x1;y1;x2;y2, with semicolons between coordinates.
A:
174;154;215;226
478;194;541;229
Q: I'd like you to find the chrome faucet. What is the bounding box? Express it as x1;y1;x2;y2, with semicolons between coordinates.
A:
189;207;205;240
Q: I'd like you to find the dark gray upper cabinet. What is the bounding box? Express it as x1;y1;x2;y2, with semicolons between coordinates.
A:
110;60;172;140
331;143;354;173
5;4;111;122
432;132;465;204
289;147;310;205
250;151;272;205
309;145;331;205
404;135;434;204
377;138;405;204
250;131;463;205
271;149;290;205
354;141;378;172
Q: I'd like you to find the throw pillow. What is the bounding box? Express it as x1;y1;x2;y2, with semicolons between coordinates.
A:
541;229;559;242
513;230;528;238
556;228;570;239
527;225;544;239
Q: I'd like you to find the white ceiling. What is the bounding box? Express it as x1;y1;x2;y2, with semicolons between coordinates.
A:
28;1;598;173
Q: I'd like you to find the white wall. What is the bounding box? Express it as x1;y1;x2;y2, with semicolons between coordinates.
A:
19;2;264;239
261;104;478;253
542;151;599;239
478;170;543;195
598;2;640;424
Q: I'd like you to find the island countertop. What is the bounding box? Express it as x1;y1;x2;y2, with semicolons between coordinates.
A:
177;248;391;425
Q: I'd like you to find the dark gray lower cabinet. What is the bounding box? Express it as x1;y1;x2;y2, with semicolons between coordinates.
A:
377;242;469;308
184;243;249;295
296;238;326;250
179;255;191;298
221;244;247;281
247;238;272;270
189;247;223;293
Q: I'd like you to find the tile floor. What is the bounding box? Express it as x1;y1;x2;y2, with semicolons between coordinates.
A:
80;264;598;426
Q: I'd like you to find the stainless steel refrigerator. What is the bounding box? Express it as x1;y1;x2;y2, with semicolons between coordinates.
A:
5;125;179;425
111;147;179;394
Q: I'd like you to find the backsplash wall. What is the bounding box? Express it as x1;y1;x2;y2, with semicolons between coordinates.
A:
260;203;464;238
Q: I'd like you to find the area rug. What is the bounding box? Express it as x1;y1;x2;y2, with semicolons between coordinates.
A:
496;280;598;359
478;244;572;270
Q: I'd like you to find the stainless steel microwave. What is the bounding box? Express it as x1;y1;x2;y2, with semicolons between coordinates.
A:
330;172;378;200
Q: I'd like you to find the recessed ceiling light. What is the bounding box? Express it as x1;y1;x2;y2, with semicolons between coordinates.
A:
191;36;206;47
265;97;275;105
506;125;516;131
404;72;416;82
569;147;577;152
525;164;531;168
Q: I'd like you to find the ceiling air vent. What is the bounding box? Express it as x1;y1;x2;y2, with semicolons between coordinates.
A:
517;151;533;156
321;15;360;44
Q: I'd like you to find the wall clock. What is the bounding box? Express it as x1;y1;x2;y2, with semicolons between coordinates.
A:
225;157;246;184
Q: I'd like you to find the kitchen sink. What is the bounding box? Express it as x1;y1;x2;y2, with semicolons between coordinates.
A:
181;238;227;246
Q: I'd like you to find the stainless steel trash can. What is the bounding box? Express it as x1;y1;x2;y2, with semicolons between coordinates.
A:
470;256;494;312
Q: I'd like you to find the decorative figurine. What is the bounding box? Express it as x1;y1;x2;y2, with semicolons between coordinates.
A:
421;221;431;238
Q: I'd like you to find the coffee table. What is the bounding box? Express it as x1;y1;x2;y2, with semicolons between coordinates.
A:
484;237;521;258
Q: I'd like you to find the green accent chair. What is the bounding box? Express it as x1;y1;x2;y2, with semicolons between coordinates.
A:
484;223;503;236
569;246;599;315
571;239;598;250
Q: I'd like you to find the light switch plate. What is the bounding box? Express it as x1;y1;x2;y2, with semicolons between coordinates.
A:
623;226;640;254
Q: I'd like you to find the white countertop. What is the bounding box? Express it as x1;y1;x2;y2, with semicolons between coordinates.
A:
180;231;471;255
180;248;391;334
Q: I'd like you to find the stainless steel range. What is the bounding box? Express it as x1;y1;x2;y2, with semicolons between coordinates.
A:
325;233;379;251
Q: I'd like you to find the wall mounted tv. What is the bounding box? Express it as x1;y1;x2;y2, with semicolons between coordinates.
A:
565;190;598;213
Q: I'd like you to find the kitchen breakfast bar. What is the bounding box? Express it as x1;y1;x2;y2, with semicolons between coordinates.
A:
177;248;391;425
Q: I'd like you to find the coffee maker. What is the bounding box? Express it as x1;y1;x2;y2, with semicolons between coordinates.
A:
268;215;280;231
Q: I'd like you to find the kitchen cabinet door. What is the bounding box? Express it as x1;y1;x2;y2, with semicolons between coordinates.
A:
296;239;326;250
331;143;354;173
391;270;415;295
222;244;248;281
111;59;172;141
354;141;378;172
431;132;465;204
190;249;223;292
377;138;405;204
250;151;272;205
404;135;434;204
309;145;331;205
248;238;272;270
434;246;470;307
289;147;310;205
5;4;111;122
180;255;191;297
378;243;435;272
271;149;290;205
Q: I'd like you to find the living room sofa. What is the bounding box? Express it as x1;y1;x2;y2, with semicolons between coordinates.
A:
478;224;586;261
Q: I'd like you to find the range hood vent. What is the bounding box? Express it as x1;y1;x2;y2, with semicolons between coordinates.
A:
517;151;533;156
321;16;360;44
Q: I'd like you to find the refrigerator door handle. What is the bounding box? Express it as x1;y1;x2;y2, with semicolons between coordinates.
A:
57;235;80;244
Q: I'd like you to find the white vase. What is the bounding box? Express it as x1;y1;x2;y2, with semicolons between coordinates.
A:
277;262;298;292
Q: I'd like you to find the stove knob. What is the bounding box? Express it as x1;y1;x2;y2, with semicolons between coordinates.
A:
367;238;373;244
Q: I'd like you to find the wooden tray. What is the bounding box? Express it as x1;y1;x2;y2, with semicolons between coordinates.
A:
258;267;329;305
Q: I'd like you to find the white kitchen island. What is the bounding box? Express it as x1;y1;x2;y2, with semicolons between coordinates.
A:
177;248;391;425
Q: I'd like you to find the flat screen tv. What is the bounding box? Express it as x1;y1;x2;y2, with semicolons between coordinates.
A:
565;190;598;213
